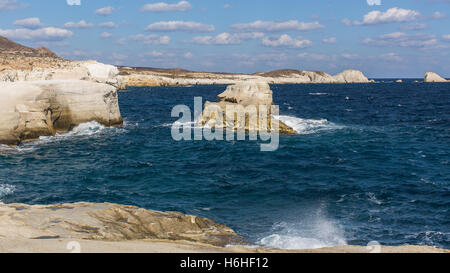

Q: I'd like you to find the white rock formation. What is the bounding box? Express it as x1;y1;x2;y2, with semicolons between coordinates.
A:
197;81;295;134
0;61;124;89
424;72;448;82
333;70;369;83
0;80;122;145
217;81;274;106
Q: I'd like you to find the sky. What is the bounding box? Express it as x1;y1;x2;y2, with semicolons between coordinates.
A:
0;0;449;77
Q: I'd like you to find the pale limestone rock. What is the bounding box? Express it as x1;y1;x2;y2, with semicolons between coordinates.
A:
0;202;242;247
0;80;122;145
217;81;273;106
333;70;369;83
424;72;448;82
197;81;296;134
301;71;336;83
0;61;123;89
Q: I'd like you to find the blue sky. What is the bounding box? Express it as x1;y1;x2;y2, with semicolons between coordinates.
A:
0;0;449;77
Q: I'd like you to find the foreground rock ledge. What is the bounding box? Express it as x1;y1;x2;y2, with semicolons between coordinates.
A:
0;202;243;247
0;202;447;253
0;80;123;145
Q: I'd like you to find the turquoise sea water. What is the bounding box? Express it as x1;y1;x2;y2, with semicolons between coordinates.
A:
1;81;449;249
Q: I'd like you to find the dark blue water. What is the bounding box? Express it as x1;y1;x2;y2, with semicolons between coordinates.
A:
1;81;449;249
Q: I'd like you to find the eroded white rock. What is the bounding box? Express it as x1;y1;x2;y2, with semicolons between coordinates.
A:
0;80;122;145
424;72;448;82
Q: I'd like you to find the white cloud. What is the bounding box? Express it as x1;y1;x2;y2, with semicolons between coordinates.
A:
95;6;114;16
223;4;231;9
230;20;324;32
400;23;427;31
145;21;215;32
363;32;437;48
184;52;193;58
442;34;450;41
13;17;43;29
192;32;264;45
379;52;403;62
129;34;171;45
112;53;127;60
0;0;26;10
341;18;352;26
99;22;117;28
146;51;164;57
432;11;446;19
100;32;112;38
322;37;337;44
262;34;312;48
115;38;127;45
0;27;73;41
341;53;359;59
141;1;192;12
66;0;80;5
354;7;421;25
367;0;381;6
64;20;94;29
297;52;327;60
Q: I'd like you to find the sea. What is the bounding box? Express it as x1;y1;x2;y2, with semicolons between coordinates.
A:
1;80;449;250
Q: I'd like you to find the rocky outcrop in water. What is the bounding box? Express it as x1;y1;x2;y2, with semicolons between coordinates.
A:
0;202;242;247
424;72;448;82
333;70;369;83
0;80;122;145
197;81;296;134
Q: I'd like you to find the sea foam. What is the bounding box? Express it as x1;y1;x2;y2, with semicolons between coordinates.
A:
258;211;347;250
0;184;15;200
273;115;344;134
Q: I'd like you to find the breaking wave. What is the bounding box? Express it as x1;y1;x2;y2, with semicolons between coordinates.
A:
258;215;347;250
273;115;344;134
0;184;15;200
38;121;126;143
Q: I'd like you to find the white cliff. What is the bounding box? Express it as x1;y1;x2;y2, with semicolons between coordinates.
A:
0;80;122;145
0;61;125;89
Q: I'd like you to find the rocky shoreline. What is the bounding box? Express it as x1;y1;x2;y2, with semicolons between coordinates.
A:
0;202;447;253
0;202;450;253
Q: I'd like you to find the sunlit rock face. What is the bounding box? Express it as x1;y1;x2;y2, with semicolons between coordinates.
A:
333;70;369;83
197;81;296;134
424;72;448;83
0;202;243;247
0;80;122;145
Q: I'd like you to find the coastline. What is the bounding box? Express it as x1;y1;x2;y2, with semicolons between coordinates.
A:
0;202;447;253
